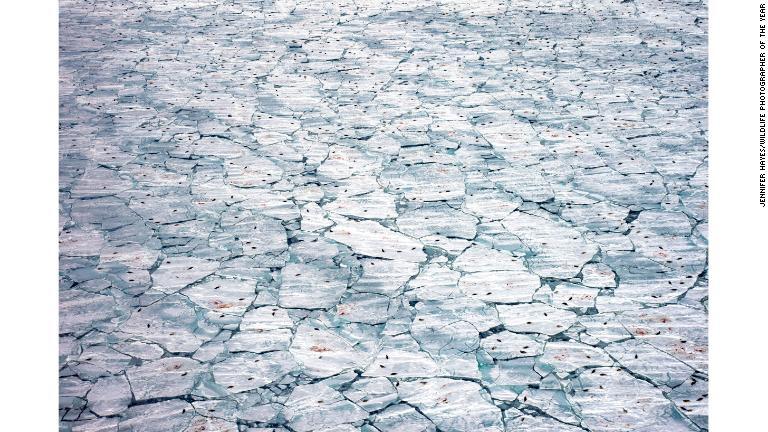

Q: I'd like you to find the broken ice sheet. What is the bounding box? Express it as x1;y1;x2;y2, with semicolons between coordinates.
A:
490;166;554;203
539;282;600;313
127;357;203;401
336;292;393;324
150;257;219;294
372;404;436;432
605;339;695;387
342;377;398;412
408;263;462;301
581;262;617;288
60;0;708;429
118;400;194;432
396;204;478;239
353;258;420;296
397;378;503;432
217;209;288;257
181;276;256;316
227;306;294;353
505;408;585;432
501;211;599;278
284;383;368;432
59;290;117;336
480;331;544;360
463;189;522;220
363;334;441;378
481;357;542;400
278;263;349;309
410;304;482;378
517;388;581;425
317;145;380;180
535;341;613;376
323;190;397;219
86;375;131;416
289;321;365;378
381;163;465;202
212;351;297;394
497;303;578;336
570;367;695;432
459;268;540;303
117;294;208;353
326;217;426;262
